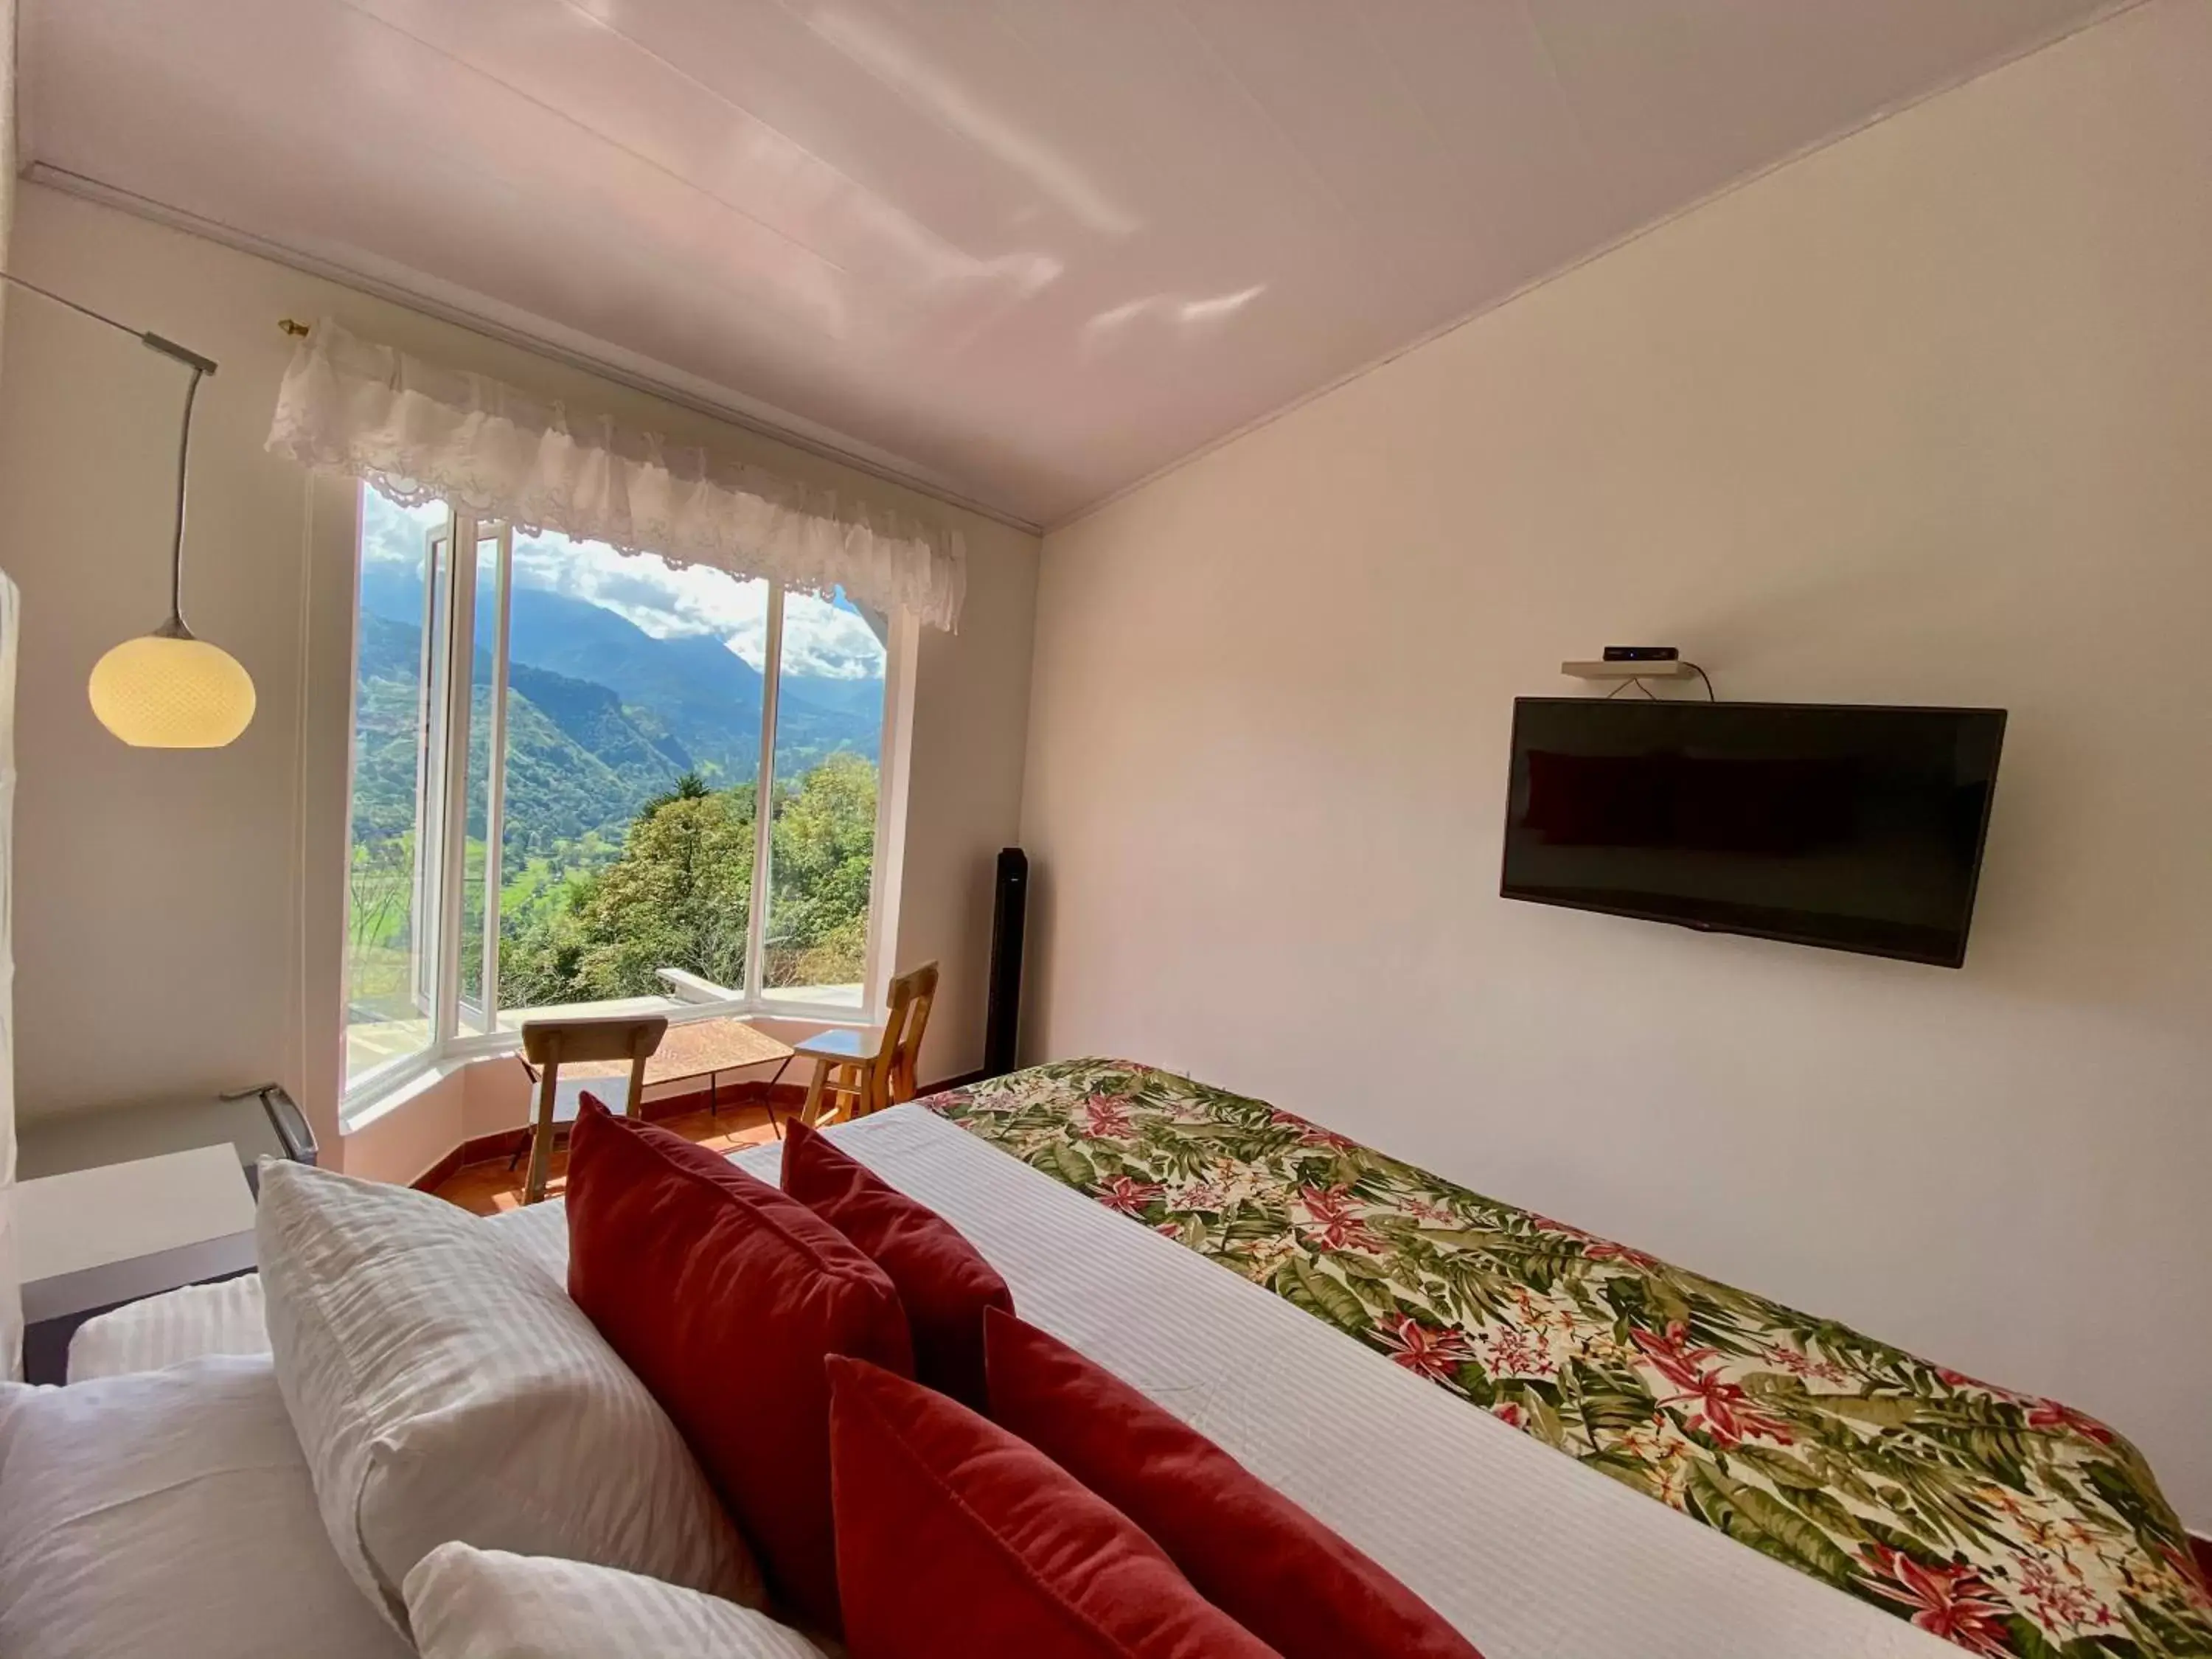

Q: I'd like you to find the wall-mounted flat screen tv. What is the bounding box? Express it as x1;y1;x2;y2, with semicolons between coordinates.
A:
1500;699;2006;967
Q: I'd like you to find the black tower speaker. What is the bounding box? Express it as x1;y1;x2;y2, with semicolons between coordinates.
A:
983;847;1028;1078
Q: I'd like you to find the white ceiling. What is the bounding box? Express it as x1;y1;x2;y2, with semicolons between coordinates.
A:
20;0;2121;529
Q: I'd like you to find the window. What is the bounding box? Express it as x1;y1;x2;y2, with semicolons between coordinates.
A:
341;484;900;1101
342;493;450;1082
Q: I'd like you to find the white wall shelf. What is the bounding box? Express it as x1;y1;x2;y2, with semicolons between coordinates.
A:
1561;659;1694;681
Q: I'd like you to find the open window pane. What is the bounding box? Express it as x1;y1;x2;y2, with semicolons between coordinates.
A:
456;528;505;1032
763;586;888;1006
493;534;768;1023
343;489;452;1086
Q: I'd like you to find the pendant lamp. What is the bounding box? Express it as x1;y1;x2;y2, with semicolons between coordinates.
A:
1;270;254;747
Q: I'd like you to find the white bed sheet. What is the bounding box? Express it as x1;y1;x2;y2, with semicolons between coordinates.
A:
0;1357;413;1659
69;1109;1957;1658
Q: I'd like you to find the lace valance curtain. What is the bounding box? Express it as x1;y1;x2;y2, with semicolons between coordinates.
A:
266;320;965;630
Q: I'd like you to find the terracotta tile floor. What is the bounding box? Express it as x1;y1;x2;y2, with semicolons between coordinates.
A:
428;1103;785;1216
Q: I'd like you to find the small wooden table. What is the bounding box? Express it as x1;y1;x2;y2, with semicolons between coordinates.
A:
567;1015;796;1116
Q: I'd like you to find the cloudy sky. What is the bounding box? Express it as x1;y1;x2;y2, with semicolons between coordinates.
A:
364;493;885;681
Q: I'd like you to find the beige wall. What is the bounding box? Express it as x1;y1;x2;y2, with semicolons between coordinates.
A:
0;183;1037;1160
0;0;14;283
1023;0;2212;1526
0;0;15;272
1;0;21;1380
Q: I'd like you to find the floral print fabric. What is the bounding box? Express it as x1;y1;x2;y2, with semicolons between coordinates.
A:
931;1060;2212;1659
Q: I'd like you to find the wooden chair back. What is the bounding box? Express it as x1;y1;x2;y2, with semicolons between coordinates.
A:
876;960;939;1112
793;961;942;1127
518;1013;667;1203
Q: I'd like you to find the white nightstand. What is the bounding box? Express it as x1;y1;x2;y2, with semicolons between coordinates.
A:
17;1144;262;1384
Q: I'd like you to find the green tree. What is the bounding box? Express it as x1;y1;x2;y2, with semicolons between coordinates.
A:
495;756;878;1010
570;778;757;995
640;768;712;816
765;751;877;989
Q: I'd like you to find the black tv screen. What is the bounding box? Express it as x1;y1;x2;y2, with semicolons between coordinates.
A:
1500;699;2005;967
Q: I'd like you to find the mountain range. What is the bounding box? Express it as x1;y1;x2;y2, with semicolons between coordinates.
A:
352;564;883;858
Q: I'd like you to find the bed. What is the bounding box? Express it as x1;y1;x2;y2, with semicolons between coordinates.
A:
930;1061;2212;1659
15;1063;2211;1659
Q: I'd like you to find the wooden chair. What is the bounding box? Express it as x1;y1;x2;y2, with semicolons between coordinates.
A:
518;1013;668;1204
793;961;939;1127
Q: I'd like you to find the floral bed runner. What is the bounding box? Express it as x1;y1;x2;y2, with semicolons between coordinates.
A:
930;1060;2212;1659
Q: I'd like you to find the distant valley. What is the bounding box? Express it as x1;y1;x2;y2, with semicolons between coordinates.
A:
352;564;883;860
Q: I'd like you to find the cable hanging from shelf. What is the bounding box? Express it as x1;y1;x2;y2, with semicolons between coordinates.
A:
1567;656;1718;701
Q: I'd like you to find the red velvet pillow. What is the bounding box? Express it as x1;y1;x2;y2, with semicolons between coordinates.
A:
827;1354;1281;1659
779;1119;1013;1410
566;1096;914;1635
984;1311;1483;1659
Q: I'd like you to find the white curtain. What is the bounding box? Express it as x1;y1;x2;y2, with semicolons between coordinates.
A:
265;320;967;631
0;571;20;1378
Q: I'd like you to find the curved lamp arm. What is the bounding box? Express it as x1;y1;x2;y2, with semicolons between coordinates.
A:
0;268;219;636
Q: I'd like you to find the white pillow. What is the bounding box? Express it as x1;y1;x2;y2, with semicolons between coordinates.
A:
68;1273;273;1380
0;1357;411;1659
406;1543;829;1658
256;1160;761;1630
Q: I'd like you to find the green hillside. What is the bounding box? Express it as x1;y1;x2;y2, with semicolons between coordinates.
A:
347;588;883;1018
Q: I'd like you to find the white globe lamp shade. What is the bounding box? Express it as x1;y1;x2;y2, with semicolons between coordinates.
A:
88;630;257;748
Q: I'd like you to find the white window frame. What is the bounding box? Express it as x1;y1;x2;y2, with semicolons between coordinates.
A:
340;494;912;1119
408;519;454;1017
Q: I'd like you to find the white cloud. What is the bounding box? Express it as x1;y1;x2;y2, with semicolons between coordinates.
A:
510;532;885;681
361;490;884;681
360;490;450;566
